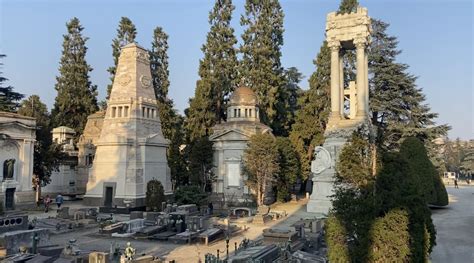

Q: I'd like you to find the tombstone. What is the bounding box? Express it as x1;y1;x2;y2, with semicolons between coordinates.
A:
252;206;271;224
0;215;29;233
292;250;327;263
262;228;298;244
56;207;70;219
73;211;86;221
89;252;110;263
130;211;144;220
0;228;50;255
226;244;279;263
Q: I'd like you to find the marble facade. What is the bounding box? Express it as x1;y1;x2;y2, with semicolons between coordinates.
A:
84;43;171;208
210;87;272;205
0;112;36;209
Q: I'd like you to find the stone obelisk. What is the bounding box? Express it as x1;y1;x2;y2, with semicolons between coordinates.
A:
307;7;371;214
84;43;171;209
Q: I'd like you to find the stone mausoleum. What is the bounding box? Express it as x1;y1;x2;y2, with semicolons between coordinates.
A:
210;87;272;205
0;112;36;209
84;43;171;208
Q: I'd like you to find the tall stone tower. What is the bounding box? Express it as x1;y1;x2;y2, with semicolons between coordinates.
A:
307;7;371;214
84;43;171;208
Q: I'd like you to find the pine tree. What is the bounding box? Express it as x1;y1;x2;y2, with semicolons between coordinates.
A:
185;0;238;141
18;95;64;184
240;0;288;135
369;19;449;151
0;54;23;112
289;42;331;180
107;17;137;99
185;136;214;192
281;67;303;136
51;17;98;135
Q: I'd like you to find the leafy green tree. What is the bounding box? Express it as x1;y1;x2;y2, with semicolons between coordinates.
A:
107;17;137;99
185;137;214;192
0;54;23;112
289;42;331;180
275;137;300;201
460;141;474;175
18;95;65;185
145;179;165;211
240;0;288;136
368;208;411;262
243;133;279;206
174;185;208;206
185;0;238;140
51;17;98;135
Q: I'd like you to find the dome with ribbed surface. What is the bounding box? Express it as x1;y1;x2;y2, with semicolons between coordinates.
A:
229;86;257;106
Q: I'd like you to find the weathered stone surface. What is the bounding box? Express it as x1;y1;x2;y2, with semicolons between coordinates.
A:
0;112;36;209
0;228;50;255
84;43;171;208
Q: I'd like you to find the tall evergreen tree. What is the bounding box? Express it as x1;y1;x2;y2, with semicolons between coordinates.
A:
107;17;137;99
150;26;170;101
0;54;23;112
289;42;331;180
51;17;98;135
338;0;359;14
369;19;449;151
185;0;238;141
240;0;288;135
275;137;300;201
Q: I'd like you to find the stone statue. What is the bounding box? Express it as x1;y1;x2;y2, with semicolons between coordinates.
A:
124;242;135;261
311;147;331;174
3;159;15;180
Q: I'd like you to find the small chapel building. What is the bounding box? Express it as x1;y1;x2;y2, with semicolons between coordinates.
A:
0;111;36;209
210;87;272;205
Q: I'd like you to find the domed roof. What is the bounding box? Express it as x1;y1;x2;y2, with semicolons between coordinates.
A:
229;86;257;105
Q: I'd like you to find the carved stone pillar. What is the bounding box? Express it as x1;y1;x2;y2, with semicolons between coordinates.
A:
339;50;344;116
355;40;367;117
329;41;341;118
364;51;369;112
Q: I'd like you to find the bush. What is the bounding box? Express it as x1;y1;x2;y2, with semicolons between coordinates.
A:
369;208;411;262
145;179;165;211
325;214;350;262
174;185;207;206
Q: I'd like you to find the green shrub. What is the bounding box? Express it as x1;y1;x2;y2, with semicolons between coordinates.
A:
325;214;350;262
369;208;411;262
145;179;165;211
174;185;207;206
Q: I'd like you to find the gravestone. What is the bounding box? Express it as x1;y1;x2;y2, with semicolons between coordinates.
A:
89;252;110;263
130;211;144;220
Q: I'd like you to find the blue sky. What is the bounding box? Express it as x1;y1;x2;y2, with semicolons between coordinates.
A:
0;0;472;139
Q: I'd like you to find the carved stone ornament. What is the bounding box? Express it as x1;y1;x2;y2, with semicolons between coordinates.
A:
140;75;151;88
311;146;332;174
117;74;132;86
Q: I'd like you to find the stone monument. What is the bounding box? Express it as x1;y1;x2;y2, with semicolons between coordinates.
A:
84;43;171;208
307;6;371;214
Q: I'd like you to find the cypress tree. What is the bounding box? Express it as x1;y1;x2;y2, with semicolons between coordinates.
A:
150;26;170;101
149;26;188;189
289;42;330;180
51;17;98;135
338;0;359;14
185;0;238;141
240;0;288;135
0;54;23;112
107;17;137;99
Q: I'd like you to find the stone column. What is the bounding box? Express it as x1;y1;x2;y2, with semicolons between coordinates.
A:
355;40;367;117
339;50;344;116
364;51;369;112
329;41;341;118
